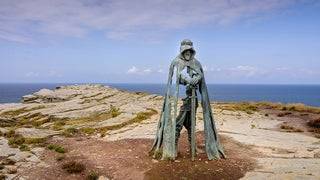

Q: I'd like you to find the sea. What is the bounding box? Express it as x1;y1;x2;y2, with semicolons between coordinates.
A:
0;83;319;107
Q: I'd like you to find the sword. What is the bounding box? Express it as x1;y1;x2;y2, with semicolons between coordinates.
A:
190;85;196;161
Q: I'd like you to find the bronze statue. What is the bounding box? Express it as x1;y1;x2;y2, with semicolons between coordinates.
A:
151;39;225;161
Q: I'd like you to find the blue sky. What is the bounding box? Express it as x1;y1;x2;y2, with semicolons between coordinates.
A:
0;0;319;84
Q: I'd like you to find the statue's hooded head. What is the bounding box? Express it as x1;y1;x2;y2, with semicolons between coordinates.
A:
180;39;196;61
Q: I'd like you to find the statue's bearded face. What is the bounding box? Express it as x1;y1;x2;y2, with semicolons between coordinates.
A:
183;50;192;61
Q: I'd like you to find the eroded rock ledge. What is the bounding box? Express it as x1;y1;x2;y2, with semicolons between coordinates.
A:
1;84;163;135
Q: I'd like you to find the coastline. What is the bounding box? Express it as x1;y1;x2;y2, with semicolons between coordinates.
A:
0;84;319;179
1;83;320;107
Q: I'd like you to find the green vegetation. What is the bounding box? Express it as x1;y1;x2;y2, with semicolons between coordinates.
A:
47;144;66;153
63;105;122;127
1;107;28;117
8;135;25;146
25;137;47;144
110;105;121;118
151;150;163;160
80;127;95;135
1;105;46;117
4;129;16;138
217;102;258;114
216;102;320;115
52;121;66;130
98;108;158;135
6;130;47;149
62;127;79;137
62;161;85;173
19;144;30;151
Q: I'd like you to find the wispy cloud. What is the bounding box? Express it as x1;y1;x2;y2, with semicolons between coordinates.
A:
127;66;153;75
204;65;320;79
0;0;307;42
25;72;39;77
126;66;167;75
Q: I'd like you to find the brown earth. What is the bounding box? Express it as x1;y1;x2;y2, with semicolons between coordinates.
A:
261;108;320;137
17;132;259;180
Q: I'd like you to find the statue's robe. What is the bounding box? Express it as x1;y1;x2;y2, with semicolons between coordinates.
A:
151;47;225;160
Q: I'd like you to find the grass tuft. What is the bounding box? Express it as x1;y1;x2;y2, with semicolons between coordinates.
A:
63;127;79;137
47;144;66;153
62;161;85;173
19;144;30;151
53;121;66;130
4;129;16;138
110;105;121;118
280;124;303;132
8;135;25;146
218;102;257;114
25;137;47;144
80;127;95;135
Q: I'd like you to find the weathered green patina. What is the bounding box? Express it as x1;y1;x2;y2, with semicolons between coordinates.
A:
151;39;225;160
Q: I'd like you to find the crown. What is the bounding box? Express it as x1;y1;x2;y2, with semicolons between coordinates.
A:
181;39;193;46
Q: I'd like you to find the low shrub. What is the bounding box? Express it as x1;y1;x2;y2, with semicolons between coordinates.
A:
62;161;85;173
277;112;292;117
63;127;79;137
19;144;30;151
280;124;303;132
307;118;320;128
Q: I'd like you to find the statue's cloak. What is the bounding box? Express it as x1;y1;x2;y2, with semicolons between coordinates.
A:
151;46;225;160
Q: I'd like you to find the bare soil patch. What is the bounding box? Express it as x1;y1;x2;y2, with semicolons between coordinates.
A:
17;132;258;180
261;108;320;137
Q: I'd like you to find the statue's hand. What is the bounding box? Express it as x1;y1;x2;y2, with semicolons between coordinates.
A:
189;75;201;86
179;74;191;85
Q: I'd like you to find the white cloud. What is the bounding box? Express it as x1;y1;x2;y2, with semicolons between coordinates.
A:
0;0;307;42
25;72;39;77
126;66;170;75
202;65;208;72
126;66;153;75
157;68;164;73
143;68;152;73
275;67;289;71
228;65;261;77
127;66;139;74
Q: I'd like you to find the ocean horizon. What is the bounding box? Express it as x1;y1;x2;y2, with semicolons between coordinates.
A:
0;83;320;107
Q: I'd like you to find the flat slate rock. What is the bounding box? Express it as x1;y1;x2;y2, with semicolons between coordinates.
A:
15;128;60;139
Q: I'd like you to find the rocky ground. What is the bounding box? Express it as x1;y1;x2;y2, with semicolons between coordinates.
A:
0;84;319;180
